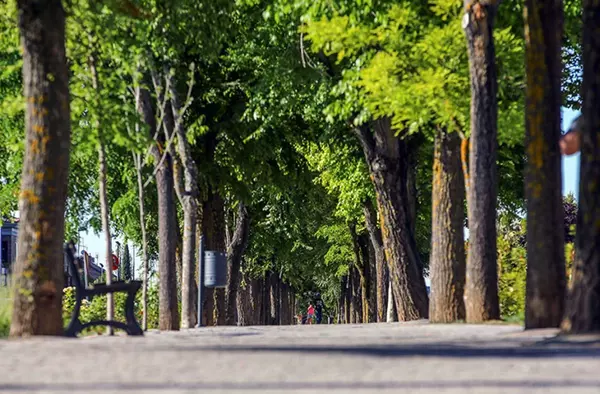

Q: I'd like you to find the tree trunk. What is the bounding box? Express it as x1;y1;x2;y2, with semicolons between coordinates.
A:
237;271;252;326
268;271;279;325
349;224;366;323
561;1;600;334
153;146;179;330
10;0;70;336
250;277;262;325
137;76;179;330
355;119;429;320
279;281;288;325
358;233;376;323
429;129;466;323
166;75;200;329
133;85;157;332
225;203;250;325
363;200;388;322
523;0;566;329
134;153;150;331
339;276;348;324
88;53;114;335
344;274;351;323
350;265;362;323
462;0;501;322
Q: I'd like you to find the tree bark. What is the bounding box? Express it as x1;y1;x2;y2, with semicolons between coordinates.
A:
166;74;200;329
429;129;466;323
10;0;70;336
355;119;429;321
236;271;252;326
561;1;600;334
523;0;566;329
343;274;351;324
363;200;388;322
225;203;250;325
137;75;179;330
462;0;501;322
153;146;179;330
249;277;262;325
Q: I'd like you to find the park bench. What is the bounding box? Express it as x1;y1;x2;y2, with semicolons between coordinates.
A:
64;242;143;337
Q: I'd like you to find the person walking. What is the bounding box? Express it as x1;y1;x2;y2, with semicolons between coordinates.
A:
306;303;315;325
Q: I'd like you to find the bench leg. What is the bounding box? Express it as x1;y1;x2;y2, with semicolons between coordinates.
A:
125;289;144;336
65;295;84;337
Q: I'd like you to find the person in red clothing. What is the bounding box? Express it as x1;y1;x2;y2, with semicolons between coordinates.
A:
306;304;315;325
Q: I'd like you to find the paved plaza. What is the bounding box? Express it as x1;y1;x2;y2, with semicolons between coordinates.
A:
0;322;598;393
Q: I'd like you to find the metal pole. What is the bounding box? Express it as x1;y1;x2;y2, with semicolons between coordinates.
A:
83;252;89;288
196;235;204;328
132;244;135;281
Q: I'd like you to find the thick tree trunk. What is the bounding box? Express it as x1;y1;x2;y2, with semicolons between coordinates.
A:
153;146;179;330
523;0;566;329
363;200;388;322
10;0;70;336
463;0;501;322
225;203;250;325
355;119;429;320
561;1;600;334
429;129;466;323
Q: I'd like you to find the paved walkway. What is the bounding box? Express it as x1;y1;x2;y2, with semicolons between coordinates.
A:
0;322;599;393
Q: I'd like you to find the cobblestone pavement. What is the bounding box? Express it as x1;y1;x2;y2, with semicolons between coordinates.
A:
0;322;599;394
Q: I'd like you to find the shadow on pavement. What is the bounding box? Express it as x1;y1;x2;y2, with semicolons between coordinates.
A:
1;379;599;391
190;342;600;359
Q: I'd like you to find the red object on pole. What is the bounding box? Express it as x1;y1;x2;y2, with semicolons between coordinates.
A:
112;254;119;271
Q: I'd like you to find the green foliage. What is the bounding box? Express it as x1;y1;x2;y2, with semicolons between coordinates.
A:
497;233;526;321
0;287;11;337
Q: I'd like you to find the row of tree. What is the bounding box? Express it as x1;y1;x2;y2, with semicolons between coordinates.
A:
1;0;599;335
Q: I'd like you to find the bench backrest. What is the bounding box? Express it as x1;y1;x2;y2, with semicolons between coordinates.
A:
64;242;84;290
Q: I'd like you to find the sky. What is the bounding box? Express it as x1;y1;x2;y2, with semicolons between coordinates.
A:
81;108;582;274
